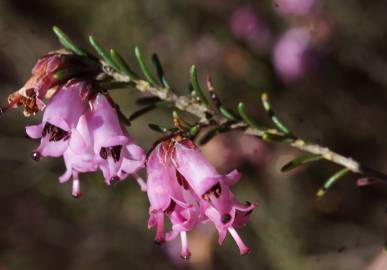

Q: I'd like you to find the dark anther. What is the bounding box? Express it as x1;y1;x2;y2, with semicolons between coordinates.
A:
111;145;122;162
31;151;41;161
203;183;222;201
110;176;120;185
244;201;251;206
42;122;70;142
100;146;123;162
210;183;222;198
42;122;51;137
176;171;190;190
164;200;176;215
154;238;165;245
221;214;232;224
181;254;191;260
100;147;108;159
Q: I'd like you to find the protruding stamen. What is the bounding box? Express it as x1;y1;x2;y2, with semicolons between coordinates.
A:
72;178;81;198
228;227;251;255
133;173;147;192
31;151;41;161
180;231;191;260
154;213;165;245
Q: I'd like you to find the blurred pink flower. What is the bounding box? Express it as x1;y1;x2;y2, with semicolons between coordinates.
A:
230;6;270;50
273;27;311;82
273;0;315;16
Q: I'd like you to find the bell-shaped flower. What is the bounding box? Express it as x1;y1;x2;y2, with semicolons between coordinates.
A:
25;79;90;159
146;137;256;258
172;139;256;255
147;143;199;259
87;93;145;186
59;114;98;197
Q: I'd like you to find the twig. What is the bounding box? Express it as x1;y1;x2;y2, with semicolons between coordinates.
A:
105;64;387;182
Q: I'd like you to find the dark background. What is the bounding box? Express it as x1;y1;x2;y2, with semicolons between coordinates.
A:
1;0;387;269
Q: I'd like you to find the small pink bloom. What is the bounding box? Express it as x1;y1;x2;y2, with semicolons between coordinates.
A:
273;27;311;82
26;79;90;159
59;114;98;197
147;143;199;258
87;94;145;186
173;140;256;255
230;6;270;50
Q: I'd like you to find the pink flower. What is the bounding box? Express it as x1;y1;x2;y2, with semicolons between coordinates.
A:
229;6;271;50
273;27;311;82
146;143;200;259
26;79;90;159
87;94;145;186
146;137;256;258
59;114;98;197
173;140;256;255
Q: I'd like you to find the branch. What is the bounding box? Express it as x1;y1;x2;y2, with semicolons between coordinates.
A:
105;65;387;183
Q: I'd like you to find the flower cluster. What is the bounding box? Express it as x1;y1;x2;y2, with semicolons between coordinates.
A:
8;53;145;197
4;52;256;258
146;136;256;259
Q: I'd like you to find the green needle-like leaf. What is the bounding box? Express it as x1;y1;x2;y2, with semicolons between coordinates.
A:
148;124;169;133
152;53;171;88
129;105;156;121
281;154;323;172
316;168;350;197
89;36;119;70
261;93;292;136
237;102;263;131
219;106;238;121
110;49;139;80
52;26;87;56
190;65;208;105
189;125;200;137
134;47;159;86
